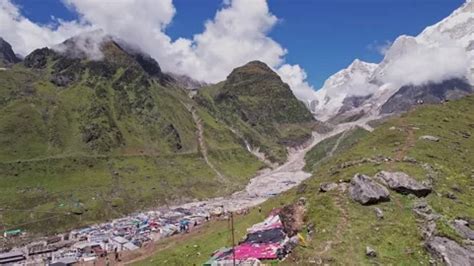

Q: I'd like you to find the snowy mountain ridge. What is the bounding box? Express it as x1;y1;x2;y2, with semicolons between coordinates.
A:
312;0;474;122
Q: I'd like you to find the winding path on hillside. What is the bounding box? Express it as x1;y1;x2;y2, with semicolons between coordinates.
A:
189;106;227;183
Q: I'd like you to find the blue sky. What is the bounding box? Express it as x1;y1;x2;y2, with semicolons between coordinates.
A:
11;0;466;88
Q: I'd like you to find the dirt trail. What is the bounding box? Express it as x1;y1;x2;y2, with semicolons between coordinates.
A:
179;100;226;183
314;191;350;258
327;130;347;158
395;121;416;161
189;107;227;183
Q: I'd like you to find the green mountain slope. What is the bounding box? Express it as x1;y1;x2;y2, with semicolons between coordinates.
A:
0;37;264;237
196;61;317;163
136;96;474;265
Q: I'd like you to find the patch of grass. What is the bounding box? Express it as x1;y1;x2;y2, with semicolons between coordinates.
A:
304;126;369;172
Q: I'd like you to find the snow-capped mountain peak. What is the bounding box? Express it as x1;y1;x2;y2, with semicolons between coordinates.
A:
311;59;377;121
312;0;473;123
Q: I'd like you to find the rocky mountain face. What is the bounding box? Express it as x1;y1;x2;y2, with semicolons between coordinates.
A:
197;61;317;163
0;37;20;67
12;36;194;155
312;0;474;123
380;78;473;114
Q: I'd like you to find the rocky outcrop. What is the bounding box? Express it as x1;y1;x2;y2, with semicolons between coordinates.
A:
381;78;473;114
319;182;338;192
349;174;390;205
412;199;440;239
0;37;21;67
375;171;431;197
425;236;474;266
279;200;307;237
452;219;474;240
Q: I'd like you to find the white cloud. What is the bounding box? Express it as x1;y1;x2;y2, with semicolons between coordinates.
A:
367;40;392;56
382;38;470;86
0;0;92;56
0;0;316;103
277;64;317;102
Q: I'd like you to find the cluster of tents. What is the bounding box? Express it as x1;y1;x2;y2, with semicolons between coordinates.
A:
205;210;301;265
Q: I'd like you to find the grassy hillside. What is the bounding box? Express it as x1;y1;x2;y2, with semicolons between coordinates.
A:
196;61;316;164
0;42;263;239
134;96;474;265
304;126;369;172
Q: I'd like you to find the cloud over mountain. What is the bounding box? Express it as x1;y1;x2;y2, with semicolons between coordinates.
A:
0;0;316;102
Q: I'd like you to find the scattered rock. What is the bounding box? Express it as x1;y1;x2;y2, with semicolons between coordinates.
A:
445;192;457;200
338;182;349;193
374;207;384;220
425;236;474;266
319;182;338;192
365;246;377;257
375;171;431;197
452;219;474;240
451;186;462;193
412;200;440;221
460;131;471;139
349;174;390;205
402;156;418;163
420;135;440;142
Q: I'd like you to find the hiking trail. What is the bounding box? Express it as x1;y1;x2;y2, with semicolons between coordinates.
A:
327;130;347;158
187;105;227;184
314;191;350;258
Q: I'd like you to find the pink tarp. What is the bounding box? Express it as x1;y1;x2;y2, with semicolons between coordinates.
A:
231;243;281;260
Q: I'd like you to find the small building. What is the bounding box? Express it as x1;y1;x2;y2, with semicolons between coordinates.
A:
111;236;129;251
49;256;78;266
123;242;139;251
3;229;22;238
0;250;26;264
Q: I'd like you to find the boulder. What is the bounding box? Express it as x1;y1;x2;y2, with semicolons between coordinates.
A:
420;135;440;142
365;246;377;257
376;171;431;197
349;174;390;205
452;219;474;240
319;182;338;192
425;236;474;266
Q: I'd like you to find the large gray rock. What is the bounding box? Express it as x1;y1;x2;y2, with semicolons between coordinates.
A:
452;219;474;240
425;236;474;266
376;171;431;197
349;174;390;205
